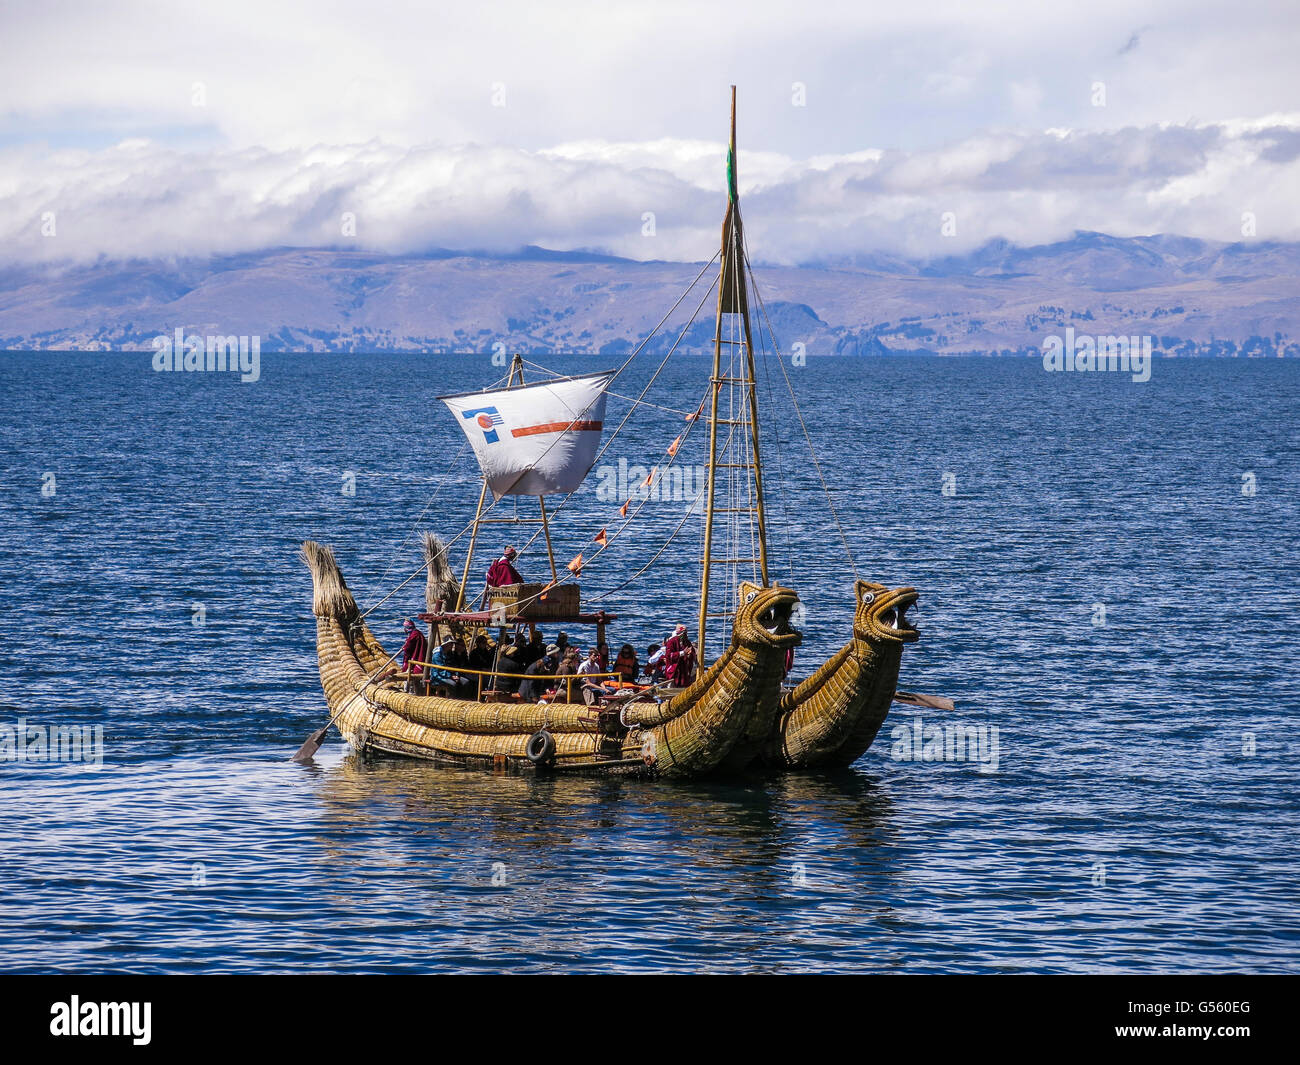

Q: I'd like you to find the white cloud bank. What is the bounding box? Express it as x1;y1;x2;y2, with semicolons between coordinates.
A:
2;0;1297;264
3;116;1299;265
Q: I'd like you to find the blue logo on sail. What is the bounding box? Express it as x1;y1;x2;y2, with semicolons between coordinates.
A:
462;406;505;443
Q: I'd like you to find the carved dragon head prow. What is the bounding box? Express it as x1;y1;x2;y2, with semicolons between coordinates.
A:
732;581;803;651
853;579;919;645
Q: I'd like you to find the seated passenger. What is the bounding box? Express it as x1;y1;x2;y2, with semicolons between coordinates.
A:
553;648;582;702
491;644;524;695
518;645;558;702
577;646;607;706
469;634;495;673
644;643;666;683
430;637;474;698
613;643;639;683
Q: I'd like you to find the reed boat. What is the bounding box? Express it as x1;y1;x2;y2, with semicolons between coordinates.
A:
761;580;919;769
305;540;798;776
295;87;941;775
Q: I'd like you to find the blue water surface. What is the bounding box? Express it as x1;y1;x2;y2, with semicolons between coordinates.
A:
0;350;1296;973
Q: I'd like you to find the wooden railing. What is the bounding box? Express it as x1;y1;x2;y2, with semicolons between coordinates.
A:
406;658;631;701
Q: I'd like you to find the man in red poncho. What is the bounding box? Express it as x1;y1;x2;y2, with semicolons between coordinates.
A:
400;618;428;693
485;546;524;588
663;624;697;687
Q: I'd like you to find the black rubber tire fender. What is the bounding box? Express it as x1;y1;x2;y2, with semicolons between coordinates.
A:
526;729;557;767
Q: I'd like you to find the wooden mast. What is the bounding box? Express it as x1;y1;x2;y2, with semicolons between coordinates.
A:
698;86;770;662
697;89;730;662
455;353;559;609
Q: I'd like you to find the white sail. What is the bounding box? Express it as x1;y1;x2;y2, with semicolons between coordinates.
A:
441;371;613;498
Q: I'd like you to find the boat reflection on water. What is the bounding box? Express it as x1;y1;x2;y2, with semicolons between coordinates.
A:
311;752;897;850
300;752;904;969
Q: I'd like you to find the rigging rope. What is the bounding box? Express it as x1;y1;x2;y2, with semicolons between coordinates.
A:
510;375;717;613
751;265;795;581
588;378;751;607
588;478;708;603
355;221;857;632
742;237;859;580
522;250;720;387
376;437;471;585
497;268;721;564
359;255;724;620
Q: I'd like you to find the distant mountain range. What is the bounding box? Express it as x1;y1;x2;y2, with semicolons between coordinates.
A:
2;232;1298;356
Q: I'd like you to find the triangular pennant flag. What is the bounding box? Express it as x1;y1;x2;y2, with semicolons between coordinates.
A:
619;500;630;518
567;553;583;576
593;528;608;547
686;400;705;422
666;435;680;457
642;468;655;488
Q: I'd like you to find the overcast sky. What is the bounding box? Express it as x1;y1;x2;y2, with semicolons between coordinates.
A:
1;0;1297;263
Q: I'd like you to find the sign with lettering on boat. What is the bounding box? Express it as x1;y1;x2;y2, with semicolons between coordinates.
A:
440;370;613;498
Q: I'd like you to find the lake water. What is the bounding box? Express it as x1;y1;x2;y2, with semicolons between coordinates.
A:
1;351;1297;973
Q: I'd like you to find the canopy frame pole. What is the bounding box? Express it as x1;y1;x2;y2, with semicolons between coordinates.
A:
512;354;559;581
538;496;559;581
455;479;490;611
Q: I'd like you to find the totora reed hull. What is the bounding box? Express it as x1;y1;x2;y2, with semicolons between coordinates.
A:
303;541;801;778
761;580;918;769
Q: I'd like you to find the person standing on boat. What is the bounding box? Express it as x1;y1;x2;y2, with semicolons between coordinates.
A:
400;619;428;693
664;625;697;687
485;546;524;588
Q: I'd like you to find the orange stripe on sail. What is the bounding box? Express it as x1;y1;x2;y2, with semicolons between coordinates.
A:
511;419;603;438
